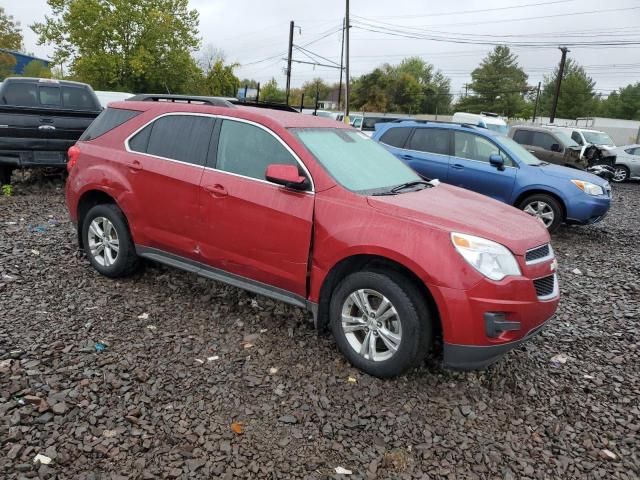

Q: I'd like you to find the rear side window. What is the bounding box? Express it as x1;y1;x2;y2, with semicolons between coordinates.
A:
129;115;215;166
39;86;61;106
62;86;99;110
379;127;411;148
2;83;38;106
216;119;298;181
512;129;533;145
407;128;450;155
80;108;141;141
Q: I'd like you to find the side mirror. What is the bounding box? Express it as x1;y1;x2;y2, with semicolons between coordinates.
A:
265;164;309;191
550;143;562;152
489;154;505;170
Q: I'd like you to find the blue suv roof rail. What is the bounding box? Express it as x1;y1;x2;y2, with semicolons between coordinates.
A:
387;119;479;129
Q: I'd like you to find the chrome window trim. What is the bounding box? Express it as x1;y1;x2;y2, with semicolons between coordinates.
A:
124;111;315;193
525;243;554;265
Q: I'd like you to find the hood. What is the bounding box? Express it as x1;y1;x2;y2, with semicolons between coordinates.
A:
537;162;608;186
366;184;549;256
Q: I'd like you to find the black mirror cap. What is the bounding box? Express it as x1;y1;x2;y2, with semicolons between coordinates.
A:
489;154;505;170
550;143;562;152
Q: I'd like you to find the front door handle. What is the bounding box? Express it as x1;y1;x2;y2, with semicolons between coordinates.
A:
38;125;56;131
527;149;536;153
129;159;142;172
204;184;228;197
401;154;417;161
451;163;465;170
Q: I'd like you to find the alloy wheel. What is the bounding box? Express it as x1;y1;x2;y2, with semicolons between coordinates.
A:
613;167;628;183
341;289;402;362
87;217;120;267
523;201;555;227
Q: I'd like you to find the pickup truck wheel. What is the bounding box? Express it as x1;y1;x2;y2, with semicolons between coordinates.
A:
519;194;562;233
612;165;629;183
0;166;13;184
330;270;431;378
82;204;139;278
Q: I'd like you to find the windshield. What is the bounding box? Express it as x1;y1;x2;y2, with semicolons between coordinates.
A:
486;123;509;135
293;128;421;194
582;131;614;146
498;136;543;165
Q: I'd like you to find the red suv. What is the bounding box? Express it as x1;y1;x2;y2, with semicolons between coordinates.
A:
65;95;560;377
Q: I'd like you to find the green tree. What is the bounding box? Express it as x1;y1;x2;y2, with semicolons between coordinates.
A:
260;78;285;103
32;0;201;93
598;83;640;120
0;7;23;51
455;46;528;117
22;60;52;78
301;78;333;105
539;59;597;119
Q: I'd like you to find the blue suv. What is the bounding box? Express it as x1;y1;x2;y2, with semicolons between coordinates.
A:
373;121;611;232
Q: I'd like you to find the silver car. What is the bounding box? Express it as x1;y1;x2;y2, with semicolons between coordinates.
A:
612;144;640;182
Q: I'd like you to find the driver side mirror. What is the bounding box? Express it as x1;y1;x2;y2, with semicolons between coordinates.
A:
550;143;562;152
265;164;309;191
489;154;505;171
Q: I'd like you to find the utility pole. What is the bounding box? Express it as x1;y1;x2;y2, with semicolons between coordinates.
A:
532;81;541;123
344;0;350;123
285;20;294;105
550;47;569;124
337;17;345;109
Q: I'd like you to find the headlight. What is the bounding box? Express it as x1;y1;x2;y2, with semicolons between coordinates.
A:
571;179;604;196
451;233;521;281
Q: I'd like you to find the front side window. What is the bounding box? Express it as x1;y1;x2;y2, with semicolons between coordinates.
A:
407;128;450;155
216;119;299;181
128;115;214;166
454;131;513;166
571;131;584;145
512;129;533;145
39;86;61;106
379;127;411;148
293;128;420;194
532;132;557;151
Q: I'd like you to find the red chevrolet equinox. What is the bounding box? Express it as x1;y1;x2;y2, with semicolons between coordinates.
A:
65;95;560;377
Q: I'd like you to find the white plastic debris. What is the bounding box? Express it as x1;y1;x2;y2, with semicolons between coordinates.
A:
33;454;52;465
600;449;617;460
138;312;149;320
583;374;595;380
572;268;582;275
429;179;440;186
269;367;278;374
335;467;353;475
207;356;219;362
260;328;268;333
550;353;569;364
146;325;157;331
250;299;259;308
347;376;357;383
194;358;204;364
31;249;40;256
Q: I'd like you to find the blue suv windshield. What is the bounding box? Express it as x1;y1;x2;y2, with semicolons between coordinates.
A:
498;136;543;166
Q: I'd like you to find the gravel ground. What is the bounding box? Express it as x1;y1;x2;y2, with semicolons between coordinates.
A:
1;176;639;479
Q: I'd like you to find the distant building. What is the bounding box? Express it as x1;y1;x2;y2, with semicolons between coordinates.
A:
0;49;51;75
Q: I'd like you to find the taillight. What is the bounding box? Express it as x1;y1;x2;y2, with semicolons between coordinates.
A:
67;145;80;172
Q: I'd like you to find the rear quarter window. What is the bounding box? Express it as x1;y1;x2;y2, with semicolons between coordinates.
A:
80;108;141;141
512;129;533;145
379;127;411;148
1;83;38;107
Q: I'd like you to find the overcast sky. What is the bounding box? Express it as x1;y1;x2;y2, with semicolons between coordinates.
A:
3;0;639;98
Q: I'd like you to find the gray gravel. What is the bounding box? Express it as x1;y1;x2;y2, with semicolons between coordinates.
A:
1;176;639;479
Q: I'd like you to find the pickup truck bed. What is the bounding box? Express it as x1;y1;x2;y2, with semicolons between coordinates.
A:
0;77;101;183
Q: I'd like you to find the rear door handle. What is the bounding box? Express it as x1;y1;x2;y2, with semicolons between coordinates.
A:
129;159;142;172
527;149;536;153
38;125;56;131
451;163;465;170
401;154;417;161
204;184;228;197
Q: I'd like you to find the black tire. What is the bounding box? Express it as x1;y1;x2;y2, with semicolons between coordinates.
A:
81;203;139;278
612;165;629;183
0;166;13;185
329;270;432;378
518;193;563;234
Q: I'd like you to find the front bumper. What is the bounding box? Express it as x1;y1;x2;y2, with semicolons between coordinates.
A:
565;193;610;225
443;315;553;370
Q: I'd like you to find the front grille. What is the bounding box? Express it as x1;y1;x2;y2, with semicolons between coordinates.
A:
526;244;550;263
534;274;556;298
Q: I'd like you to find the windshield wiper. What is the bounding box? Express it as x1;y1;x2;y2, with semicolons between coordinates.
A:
390;180;433;193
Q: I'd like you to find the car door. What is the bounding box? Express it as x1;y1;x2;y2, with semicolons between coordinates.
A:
530;131;561;164
448;131;517;203
125;113;213;260
399;127;451;181
198;118;314;297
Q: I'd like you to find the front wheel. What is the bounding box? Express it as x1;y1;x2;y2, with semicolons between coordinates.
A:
81;204;139;278
519;194;563;233
330;270;432;378
612;165;629;183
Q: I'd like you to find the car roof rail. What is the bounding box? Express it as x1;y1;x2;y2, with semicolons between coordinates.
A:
230;100;299;112
126;94;235;108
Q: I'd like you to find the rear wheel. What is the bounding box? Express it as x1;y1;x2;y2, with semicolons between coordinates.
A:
330;270;432;378
612;165;629;183
82;204;139;277
519;194;563;233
